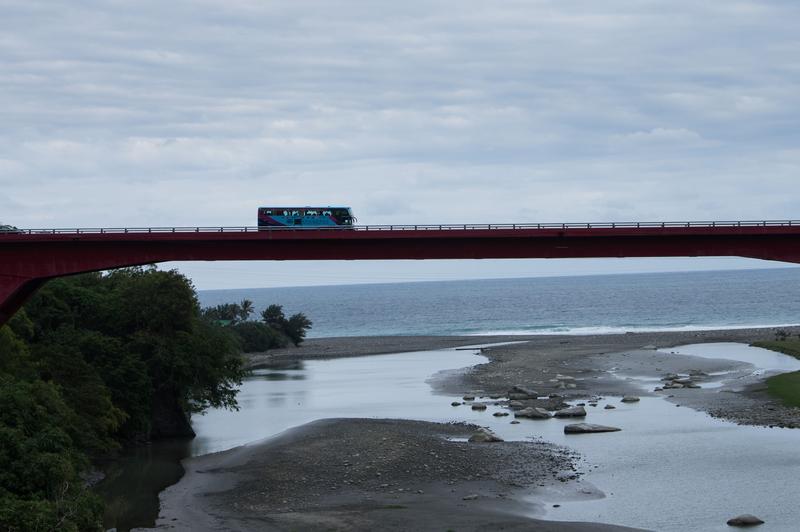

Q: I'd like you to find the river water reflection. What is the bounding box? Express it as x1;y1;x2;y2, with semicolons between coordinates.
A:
100;344;800;531
191;349;486;455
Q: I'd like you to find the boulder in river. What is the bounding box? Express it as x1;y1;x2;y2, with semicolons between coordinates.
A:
508;400;525;410
471;403;487;411
564;423;621;434
509;385;538;397
726;514;764;527
621;396;640;403
463;395;475;401
515;407;552;419
493;411;509;417
554;406;587;418
451;401;461;407
604;404;616;410
468;428;504;443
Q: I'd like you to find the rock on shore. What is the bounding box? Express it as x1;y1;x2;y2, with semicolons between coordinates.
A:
564;423;622;434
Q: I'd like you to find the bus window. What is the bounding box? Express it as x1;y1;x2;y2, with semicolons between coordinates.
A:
291;211;300;216
323;210;332;216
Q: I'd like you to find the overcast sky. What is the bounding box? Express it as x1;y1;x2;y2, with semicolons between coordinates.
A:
2;1;798;288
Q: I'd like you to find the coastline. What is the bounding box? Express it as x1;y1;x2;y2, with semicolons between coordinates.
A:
245;326;800;365
149;327;800;531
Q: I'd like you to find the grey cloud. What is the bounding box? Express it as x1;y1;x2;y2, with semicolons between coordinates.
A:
1;1;799;242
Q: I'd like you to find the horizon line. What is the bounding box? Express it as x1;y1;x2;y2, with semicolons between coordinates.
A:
195;264;800;293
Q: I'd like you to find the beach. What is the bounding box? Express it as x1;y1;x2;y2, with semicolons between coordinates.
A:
149;327;800;531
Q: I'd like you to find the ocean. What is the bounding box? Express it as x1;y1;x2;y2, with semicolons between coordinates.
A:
197;267;800;338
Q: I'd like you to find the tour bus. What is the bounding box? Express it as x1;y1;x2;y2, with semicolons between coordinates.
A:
257;206;356;228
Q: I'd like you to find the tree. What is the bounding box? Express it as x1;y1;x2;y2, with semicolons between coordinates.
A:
257;305;312;347
284;313;313;346
0;327;104;531
201;303;243;324
238;299;254;321
22;267;247;440
231;321;287;352
260;304;286;328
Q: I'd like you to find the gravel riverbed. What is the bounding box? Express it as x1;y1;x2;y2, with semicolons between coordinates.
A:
149;327;800;531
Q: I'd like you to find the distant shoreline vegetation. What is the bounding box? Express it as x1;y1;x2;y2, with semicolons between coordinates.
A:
201;300;312;350
0;267;311;530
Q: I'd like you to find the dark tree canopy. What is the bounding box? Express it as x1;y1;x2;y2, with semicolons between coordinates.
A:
0;266;311;528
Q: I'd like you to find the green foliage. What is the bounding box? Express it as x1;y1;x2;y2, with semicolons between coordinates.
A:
0;268;312;528
75;331;152;439
231;321;287;352
284;313;313;347
239;299;254;321
0;338;104;531
765;371;800;408
202;302;312;351
752;340;800;407
258;304;312;347
200;299;254;324
18;267;247;442
32;337;125;454
105;268;197;336
752;339;800;361
260;304;286;328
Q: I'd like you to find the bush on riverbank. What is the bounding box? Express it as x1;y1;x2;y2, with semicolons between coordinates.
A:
752;339;800;407
18;268;248;440
0;327;105;530
201;301;313;350
752;339;800;360
766;371;800;408
0;267;254;529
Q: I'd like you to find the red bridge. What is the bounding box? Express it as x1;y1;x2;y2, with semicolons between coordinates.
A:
2;220;800;325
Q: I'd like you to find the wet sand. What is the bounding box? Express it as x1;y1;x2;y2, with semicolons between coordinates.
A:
152;419;643;532
151;327;800;531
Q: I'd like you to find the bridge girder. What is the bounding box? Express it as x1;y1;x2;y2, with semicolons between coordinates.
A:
1;225;799;326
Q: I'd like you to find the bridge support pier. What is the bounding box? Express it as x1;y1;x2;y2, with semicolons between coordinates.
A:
0;274;47;326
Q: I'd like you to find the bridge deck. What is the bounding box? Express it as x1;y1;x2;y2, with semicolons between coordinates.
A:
1;220;799;324
2;219;799;236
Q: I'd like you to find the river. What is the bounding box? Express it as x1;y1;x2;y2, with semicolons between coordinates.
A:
98;343;800;531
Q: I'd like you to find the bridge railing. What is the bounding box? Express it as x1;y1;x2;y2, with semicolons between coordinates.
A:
1;220;799;235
